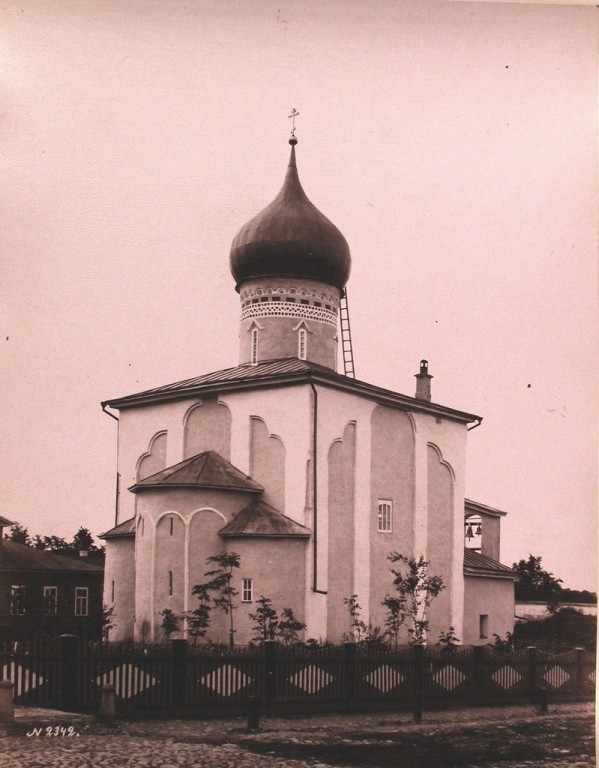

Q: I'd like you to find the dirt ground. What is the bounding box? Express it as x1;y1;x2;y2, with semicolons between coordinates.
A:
1;701;594;768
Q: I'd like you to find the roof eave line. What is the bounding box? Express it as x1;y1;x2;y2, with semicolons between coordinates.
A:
105;369;480;425
130;484;263;493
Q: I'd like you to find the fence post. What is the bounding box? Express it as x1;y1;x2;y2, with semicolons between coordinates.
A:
527;646;537;702
99;685;116;725
473;645;484;701
264;640;278;702
171;639;187;708
413;644;424;724
575;647;585;700
0;680;14;723
343;642;356;701
59;634;79;710
247;695;261;731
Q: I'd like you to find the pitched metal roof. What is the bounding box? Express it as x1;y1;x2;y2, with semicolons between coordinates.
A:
463;549;514;579
219;499;311;538
465;499;508;518
0;541;104;573
100;517;136;540
130;451;263;494
102;358;480;426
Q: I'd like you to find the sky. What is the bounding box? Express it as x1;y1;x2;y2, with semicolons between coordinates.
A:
2;0;597;591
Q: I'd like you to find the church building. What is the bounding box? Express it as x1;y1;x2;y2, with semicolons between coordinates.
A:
101;132;514;646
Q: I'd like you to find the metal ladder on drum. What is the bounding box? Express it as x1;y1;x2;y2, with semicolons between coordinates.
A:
339;290;355;378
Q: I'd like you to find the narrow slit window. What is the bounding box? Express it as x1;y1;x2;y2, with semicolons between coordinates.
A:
169;516;174;535
251;328;259;365
298;328;307;360
479;614;489;639
377;500;393;533
168;571;173;596
111;580;115;602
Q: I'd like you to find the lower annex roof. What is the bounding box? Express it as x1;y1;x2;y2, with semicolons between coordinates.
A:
0;541;104;573
102;358;481;426
463;549;514;579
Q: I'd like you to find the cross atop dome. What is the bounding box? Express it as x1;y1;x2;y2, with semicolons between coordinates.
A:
288;108;299;145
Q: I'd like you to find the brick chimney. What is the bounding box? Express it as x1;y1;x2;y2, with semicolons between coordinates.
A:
415;359;433;401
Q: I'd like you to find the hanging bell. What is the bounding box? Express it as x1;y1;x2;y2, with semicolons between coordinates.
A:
465;524;474;540
475;524;482;536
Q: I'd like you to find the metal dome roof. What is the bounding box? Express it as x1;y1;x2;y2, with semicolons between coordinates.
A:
229;144;351;292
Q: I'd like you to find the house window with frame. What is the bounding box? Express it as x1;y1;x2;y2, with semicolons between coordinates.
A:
43;586;58;615
74;587;89;617
241;578;253;603
10;585;26;615
250;328;259;365
298;328;307;360
377;500;393;533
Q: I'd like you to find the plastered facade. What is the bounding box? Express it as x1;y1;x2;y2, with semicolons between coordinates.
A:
462;575;515;645
105;378;472;645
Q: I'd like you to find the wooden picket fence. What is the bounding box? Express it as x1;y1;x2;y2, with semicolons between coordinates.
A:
0;638;594;716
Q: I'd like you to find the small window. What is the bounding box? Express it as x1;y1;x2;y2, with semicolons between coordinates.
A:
298;328;307;360
75;587;89;617
313;301;321;307
44;586;58;615
251;328;259;365
168;571;173;596
10;585;26;616
300;299;309;305
241;578;253;603
251;298;259;304
111;580;115;603
479;614;489;639
285;297;296;303
260;296;268;302
377;500;393;533
271;295;281;302
169;516;174;535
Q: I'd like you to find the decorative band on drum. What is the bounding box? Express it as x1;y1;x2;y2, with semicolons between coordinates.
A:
241;301;337;326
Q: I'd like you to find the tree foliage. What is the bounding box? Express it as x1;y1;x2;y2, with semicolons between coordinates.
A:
249;598;306;645
193;552;240;647
381;595;406;648
7;523;104;557
277;607;306;646
186;583;212;645
7;523;31;545
101;604;116;643
386;553;444;644
249;596;279;642
493;609;596;652
512;555;596;608
512;555;563;604
159;608;180;639
343;594;368;643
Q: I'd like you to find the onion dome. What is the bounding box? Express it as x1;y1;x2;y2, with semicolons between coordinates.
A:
230;142;351;292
